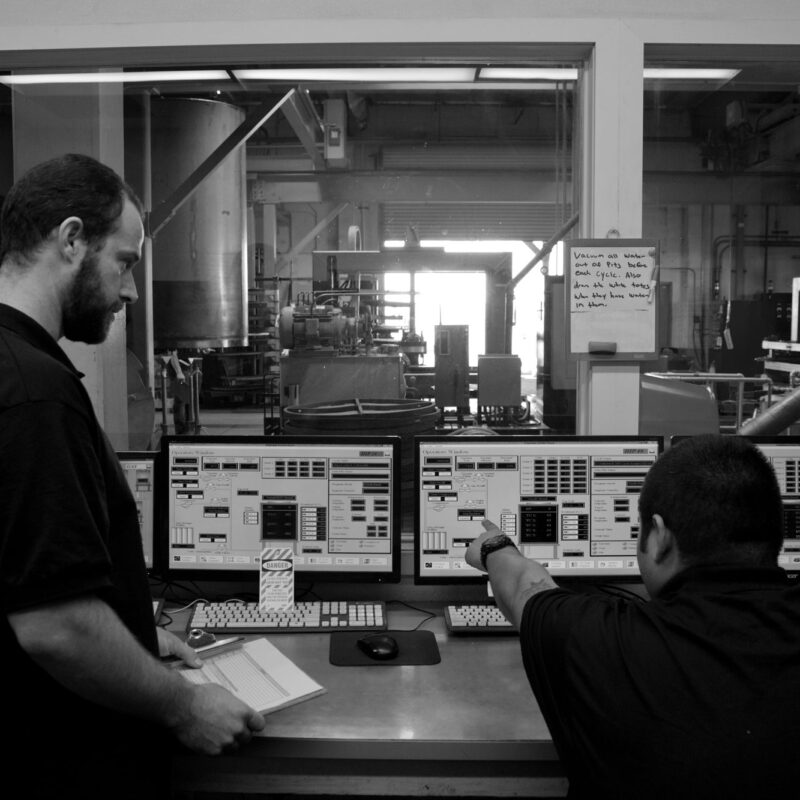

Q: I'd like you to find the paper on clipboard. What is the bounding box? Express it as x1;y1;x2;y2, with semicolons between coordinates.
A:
175;637;326;715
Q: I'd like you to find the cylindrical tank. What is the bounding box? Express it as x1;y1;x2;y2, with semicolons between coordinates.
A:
151;98;247;349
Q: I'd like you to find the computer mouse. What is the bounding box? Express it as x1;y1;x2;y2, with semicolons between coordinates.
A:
357;633;399;661
186;628;216;648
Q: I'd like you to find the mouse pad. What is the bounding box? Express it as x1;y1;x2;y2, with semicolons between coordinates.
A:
329;630;441;666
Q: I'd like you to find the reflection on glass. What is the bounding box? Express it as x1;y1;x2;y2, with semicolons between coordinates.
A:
1;55;578;442
643;47;800;433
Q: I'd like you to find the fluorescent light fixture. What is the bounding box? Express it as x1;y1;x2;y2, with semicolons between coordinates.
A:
0;65;739;89
643;68;740;81
0;70;230;86
234;67;476;82
477;67;579;81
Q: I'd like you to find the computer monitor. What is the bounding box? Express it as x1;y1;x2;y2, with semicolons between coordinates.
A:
158;435;402;583
672;435;800;577
117;451;158;573
414;435;664;584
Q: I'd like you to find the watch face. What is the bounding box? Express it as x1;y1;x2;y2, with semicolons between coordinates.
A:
482;534;507;550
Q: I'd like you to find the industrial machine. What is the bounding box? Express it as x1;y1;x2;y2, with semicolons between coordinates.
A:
434;325;470;417
277;300;408;408
761;277;800;388
751;276;800;435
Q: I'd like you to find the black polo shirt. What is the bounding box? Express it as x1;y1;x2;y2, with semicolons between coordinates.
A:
521;565;800;800
0;304;168;798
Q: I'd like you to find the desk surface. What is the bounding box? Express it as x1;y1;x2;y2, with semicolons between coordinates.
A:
171;605;566;797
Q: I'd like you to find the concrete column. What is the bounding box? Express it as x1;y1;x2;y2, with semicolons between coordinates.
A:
577;29;645;434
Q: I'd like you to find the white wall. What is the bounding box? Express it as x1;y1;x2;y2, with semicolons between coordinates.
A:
3;1;800;52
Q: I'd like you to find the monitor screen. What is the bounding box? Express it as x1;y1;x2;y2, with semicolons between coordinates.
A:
159;435;402;583
414;435;663;584
117;451;158;573
672;435;800;576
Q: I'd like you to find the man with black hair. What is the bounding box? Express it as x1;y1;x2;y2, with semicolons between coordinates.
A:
467;434;799;799
0;154;264;799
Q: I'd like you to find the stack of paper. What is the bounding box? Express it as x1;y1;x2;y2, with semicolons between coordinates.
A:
177;637;326;714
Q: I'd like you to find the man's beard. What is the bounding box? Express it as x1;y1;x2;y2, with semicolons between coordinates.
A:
62;251;122;344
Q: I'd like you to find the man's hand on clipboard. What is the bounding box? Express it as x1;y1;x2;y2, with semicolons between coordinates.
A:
157;627;203;668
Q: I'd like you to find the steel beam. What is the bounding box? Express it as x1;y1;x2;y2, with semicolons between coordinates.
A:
281;89;326;171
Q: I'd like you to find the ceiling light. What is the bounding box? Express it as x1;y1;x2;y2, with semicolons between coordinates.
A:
643;68;740;81
234;67;476;82
0;70;230;86
477;67;579;81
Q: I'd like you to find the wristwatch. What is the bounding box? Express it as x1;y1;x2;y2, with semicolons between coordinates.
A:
479;533;517;571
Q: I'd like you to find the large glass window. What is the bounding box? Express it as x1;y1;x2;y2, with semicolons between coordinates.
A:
643;46;800;430
0;53;581;444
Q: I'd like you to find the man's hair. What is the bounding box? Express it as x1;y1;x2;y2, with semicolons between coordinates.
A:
638;434;783;566
0;153;142;265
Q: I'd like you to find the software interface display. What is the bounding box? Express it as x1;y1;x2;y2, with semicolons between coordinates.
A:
118;452;157;571
732;438;800;573
162;437;400;581
415;436;663;582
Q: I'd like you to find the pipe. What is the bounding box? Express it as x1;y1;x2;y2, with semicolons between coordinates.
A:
763;205;770;296
158;356;171;434
732;206;746;299
739;383;800;435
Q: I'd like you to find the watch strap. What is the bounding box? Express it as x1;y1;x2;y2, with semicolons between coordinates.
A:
479;533;516;571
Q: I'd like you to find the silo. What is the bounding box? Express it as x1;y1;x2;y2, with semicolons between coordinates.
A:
151;97;247;348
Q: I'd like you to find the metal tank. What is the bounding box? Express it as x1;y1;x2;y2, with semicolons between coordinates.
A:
151;97;247;349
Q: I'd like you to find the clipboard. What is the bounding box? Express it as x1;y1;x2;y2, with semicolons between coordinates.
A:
174;636;326;715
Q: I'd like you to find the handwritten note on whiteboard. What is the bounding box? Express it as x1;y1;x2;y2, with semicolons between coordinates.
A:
567;239;659;356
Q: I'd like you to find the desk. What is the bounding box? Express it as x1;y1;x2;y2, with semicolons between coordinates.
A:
171;606;566;798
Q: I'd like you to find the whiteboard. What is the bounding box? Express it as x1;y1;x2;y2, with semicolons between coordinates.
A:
567;239;659;356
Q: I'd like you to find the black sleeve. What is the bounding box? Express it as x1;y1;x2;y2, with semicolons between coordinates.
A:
519;589;585;767
520;589;652;799
0;400;114;611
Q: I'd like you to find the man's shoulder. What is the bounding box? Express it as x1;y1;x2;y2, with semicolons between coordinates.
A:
0;326;84;409
525;585;642;611
522;587;652;639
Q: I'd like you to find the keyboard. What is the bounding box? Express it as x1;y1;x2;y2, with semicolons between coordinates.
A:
187;600;387;634
444;603;517;635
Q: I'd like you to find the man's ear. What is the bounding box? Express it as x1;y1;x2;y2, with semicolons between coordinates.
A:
56;216;86;263
649;513;676;564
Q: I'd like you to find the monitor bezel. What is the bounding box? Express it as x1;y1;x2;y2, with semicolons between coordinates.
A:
413;434;664;586
157;434;403;585
116;450;159;575
671;434;800;580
